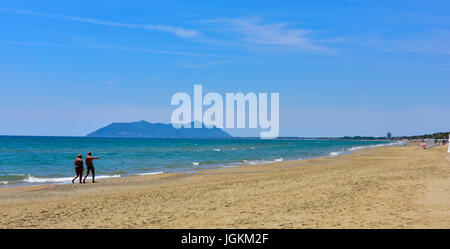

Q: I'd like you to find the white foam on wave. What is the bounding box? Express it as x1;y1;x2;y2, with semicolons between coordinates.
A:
137;171;164;176
23;174;121;184
0;181;8;185
191;162;200;166
24;176;74;183
329;151;342;156
242;160;259;165
90;174;122;180
221;165;238;168
329;141;407;157
212;148;221;152
242;158;284;165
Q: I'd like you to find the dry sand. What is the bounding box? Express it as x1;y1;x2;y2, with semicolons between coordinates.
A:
0;145;449;228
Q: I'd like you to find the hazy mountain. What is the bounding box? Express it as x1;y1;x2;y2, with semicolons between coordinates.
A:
86;120;232;138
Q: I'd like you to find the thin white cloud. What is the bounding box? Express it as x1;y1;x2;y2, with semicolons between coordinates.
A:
319;31;450;56
179;60;227;68
389;31;450;55
0;8;200;39
1;8;333;54
0;40;223;57
202;16;333;54
0;40;67;47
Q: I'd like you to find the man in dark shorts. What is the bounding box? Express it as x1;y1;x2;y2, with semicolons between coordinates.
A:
72;154;84;184
83;152;100;183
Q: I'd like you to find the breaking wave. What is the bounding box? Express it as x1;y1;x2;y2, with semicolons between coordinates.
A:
329;141;407;157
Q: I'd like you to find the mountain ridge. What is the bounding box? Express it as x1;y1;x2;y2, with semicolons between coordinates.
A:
87;120;232;138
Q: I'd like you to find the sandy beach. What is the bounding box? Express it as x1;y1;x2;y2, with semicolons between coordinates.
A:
0;144;449;229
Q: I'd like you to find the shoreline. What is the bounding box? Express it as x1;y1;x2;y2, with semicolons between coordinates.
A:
1;144;449;228
0;140;406;189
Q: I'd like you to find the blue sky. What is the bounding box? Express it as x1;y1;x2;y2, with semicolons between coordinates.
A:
0;0;449;137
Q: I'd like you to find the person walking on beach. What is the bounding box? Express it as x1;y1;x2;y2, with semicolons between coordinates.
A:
72;154;84;184
83;152;100;183
448;135;450;153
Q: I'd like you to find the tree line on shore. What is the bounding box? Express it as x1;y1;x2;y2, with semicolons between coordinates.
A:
393;131;450;140
272;131;449;140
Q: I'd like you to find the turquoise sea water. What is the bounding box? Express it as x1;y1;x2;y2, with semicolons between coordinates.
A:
0;136;401;186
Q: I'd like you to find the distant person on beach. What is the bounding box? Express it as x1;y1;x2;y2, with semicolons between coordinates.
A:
420;140;426;150
83;152;100;183
72;154;84;184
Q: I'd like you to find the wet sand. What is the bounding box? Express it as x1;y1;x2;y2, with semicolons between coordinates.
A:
0;145;449;228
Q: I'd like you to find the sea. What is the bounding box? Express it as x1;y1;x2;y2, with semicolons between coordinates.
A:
0;136;405;187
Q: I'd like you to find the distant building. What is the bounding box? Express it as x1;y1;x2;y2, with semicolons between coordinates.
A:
386;132;392;140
